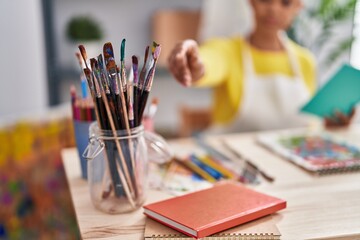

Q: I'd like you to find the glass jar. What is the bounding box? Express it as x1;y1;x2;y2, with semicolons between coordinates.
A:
84;122;149;214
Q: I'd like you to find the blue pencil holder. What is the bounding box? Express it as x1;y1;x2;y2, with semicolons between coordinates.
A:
73;120;94;179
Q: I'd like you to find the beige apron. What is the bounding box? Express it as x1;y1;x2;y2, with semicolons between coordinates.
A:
210;34;311;133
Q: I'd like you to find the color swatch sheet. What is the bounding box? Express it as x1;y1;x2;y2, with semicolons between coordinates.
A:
258;130;360;174
301;64;360;117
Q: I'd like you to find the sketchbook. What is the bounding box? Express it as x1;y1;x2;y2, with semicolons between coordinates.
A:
257;130;360;174
144;215;281;240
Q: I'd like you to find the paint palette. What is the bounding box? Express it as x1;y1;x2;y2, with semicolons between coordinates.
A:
258;131;360;174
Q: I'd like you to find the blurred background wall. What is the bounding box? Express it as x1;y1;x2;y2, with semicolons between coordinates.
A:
0;0;358;136
52;0;208;137
0;0;47;118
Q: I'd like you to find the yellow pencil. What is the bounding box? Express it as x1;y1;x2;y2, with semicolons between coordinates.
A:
197;155;238;180
173;157;217;183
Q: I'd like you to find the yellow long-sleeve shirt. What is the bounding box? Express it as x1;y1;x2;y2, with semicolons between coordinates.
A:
195;37;316;124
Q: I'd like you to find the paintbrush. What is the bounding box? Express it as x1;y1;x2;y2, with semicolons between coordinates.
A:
127;61;135;128
138;42;161;123
78;45;90;70
76;53;88;99
84;65;121;198
97;54;114;97
81;68;116;198
99;87;136;207
147;43;161;91
84;68;108;129
78;45;99;108
136;46;150;125
109;43;138;198
91;58;120;130
132;55;141;126
116;46;139;191
92;67;133;199
138;46;149;93
120;39;128;102
142;42;160;92
103;42;137;197
103;43;119;93
83;68;95;99
132;56;139;86
98;53;124;131
103;43;126;129
94;56;110;93
221;140;275;183
79;43;138;205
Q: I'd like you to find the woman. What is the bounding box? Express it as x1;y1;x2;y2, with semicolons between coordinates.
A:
168;0;353;132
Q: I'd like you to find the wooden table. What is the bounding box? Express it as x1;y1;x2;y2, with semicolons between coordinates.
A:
62;126;360;240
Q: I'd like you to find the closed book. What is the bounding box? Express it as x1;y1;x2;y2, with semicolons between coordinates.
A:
143;182;286;238
144;215;281;239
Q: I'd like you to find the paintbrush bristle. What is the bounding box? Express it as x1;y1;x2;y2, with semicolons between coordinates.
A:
103;42;115;68
78;45;87;60
154;45;161;60
132;56;139;84
121;39;126;61
78;45;90;69
132;55;138;65
151;41;159;54
103;42;114;58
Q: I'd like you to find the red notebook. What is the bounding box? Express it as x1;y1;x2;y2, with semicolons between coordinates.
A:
143;182;286;238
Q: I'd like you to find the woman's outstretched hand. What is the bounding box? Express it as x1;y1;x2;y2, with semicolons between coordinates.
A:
167;39;205;87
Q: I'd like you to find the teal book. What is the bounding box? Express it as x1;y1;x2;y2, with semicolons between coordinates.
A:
301;64;360;117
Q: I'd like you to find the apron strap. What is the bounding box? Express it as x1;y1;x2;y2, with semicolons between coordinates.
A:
278;31;303;79
242;40;255;79
243;32;303;80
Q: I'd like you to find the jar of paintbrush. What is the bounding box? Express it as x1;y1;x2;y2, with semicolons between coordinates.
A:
84;124;172;214
79;39;171;213
85;122;148;213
